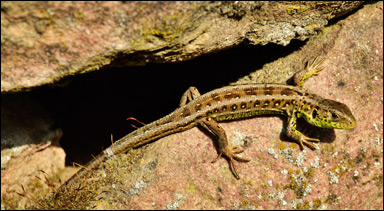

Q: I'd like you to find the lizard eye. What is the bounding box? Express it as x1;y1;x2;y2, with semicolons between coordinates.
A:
331;113;338;120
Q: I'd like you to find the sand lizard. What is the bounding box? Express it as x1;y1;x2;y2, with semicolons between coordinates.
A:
58;57;356;192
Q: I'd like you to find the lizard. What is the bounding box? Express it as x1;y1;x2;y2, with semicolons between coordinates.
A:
57;56;356;192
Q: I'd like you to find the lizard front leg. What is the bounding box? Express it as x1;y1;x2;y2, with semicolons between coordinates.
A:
293;56;325;88
286;110;320;150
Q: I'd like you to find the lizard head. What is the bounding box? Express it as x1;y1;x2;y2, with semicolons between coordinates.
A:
301;98;356;129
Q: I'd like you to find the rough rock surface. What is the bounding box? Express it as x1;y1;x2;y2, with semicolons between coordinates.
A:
1;1;362;92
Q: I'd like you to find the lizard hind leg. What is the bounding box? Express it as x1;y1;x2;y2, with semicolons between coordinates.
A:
179;86;201;106
199;117;250;179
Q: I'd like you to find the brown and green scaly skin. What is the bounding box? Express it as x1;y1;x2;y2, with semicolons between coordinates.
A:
58;57;355;192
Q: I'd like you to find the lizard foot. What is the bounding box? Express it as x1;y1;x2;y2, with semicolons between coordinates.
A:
212;145;250;179
298;137;320;150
